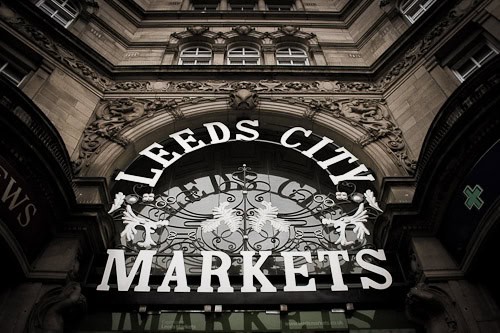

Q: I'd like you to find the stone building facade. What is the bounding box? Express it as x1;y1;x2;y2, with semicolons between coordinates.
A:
0;0;499;331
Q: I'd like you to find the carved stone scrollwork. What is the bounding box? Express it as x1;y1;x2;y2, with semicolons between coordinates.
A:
229;89;258;110
232;25;255;35
279;25;300;36
406;283;462;333
187;25;209;35
105;79;383;93
266;96;416;174
0;5;110;90
378;0;481;88
73;98;180;173
26;281;87;333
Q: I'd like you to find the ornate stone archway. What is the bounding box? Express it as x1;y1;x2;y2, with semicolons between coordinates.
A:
74;83;415;185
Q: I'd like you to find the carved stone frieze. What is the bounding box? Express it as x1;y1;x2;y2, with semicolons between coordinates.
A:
73;98;180;173
378;0;481;88
229;89;258;110
264;96;416;174
105;79;383;93
169;24;318;48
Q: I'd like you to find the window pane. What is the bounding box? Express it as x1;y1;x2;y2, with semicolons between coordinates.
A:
402;0;436;23
229;48;244;55
230;1;255;11
39;2;59;15
244;49;258;56
37;0;78;27
1;63;25;85
456;59;477;79
268;5;291;11
193;4;218;11
473;44;495;64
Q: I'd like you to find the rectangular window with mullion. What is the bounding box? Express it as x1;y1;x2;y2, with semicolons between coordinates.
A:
0;61;27;86
453;43;498;82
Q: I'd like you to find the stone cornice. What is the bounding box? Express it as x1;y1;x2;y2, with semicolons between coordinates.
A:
1;0;479;89
105;0;365;25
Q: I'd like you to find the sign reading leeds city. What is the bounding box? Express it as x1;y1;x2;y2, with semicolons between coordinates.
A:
97;120;393;294
115;120;375;187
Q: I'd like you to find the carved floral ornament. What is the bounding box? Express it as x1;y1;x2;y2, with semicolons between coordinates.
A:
73;95;416;176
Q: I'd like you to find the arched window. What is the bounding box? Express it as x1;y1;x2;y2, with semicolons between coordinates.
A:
179;47;212;65
276;47;309;65
36;0;78;28
227;47;260;65
401;0;437;24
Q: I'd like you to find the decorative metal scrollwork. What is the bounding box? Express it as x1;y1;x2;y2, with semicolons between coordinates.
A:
108;165;384;263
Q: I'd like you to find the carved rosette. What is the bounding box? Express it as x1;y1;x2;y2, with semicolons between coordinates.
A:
73;98;180;173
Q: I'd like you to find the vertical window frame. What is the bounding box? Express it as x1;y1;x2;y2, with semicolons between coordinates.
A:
227;46;261;65
36;0;78;28
401;0;437;24
0;61;27;86
275;47;309;66
452;42;498;82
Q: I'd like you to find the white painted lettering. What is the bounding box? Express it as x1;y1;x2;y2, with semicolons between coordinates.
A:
235;120;260;141
302;136;333;158
97;249;156;292
204;122;231;145
241;251;277;293
280;127;312;149
356;249;393;290
197;251;234;293
318;251;349;291
157;251;190;292
329;165;376;185
169;128;206;153
281;251;316;292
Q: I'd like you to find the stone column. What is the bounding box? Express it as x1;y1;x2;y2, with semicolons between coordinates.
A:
262;45;276;65
310;45;326;66
212;44;227;65
180;0;190;10
219;0;228;10
295;0;305;11
257;0;266;11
